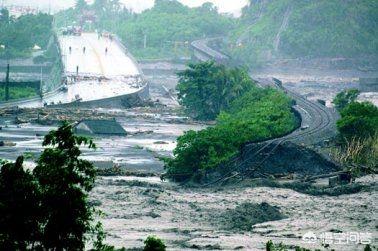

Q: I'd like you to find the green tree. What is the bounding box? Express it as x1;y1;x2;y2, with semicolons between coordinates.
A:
333;89;360;111
33;122;97;250
0;12;53;58
76;0;89;11
164;84;297;181
0;9;9;24
177;61;254;120
337;101;378;140
0;156;41;250
143;236;166;251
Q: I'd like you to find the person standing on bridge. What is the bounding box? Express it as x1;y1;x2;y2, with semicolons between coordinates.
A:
105;47;108;55
83;46;86;54
69;46;72;54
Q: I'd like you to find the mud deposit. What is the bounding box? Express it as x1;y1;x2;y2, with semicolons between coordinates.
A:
92;176;377;251
217;202;285;231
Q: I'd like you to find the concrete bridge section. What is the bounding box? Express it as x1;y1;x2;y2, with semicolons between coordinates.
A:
1;33;148;108
191;38;229;64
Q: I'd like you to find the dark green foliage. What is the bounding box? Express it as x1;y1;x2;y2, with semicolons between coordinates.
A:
0;10;53;58
55;0;234;59
0;86;38;101
0;122;101;250
333;89;360;111
229;0;378;66
364;244;372;251
33;122;97;250
76;0;89;11
143;235;166;251
337;101;378;140
117;0;234;59
177;61;255;120
0;156;41;250
165;78;297;181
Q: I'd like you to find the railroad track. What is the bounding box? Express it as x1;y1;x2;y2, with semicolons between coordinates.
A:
191;38;338;186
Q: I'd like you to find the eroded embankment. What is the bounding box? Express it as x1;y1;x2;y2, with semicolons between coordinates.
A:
202;141;340;186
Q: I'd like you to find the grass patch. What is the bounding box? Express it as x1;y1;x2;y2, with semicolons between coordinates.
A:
0;86;38;101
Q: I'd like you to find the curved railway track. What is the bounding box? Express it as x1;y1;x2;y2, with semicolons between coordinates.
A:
190;38;338;186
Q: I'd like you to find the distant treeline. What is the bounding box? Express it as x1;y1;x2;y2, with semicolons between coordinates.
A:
55;0;236;60
56;0;377;63
0;9;53;58
228;0;378;66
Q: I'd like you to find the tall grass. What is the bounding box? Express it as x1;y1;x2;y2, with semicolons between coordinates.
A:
332;134;378;176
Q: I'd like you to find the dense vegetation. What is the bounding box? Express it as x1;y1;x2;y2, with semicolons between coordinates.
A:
144;235;166;251
333;97;378;174
0;9;53;58
337;101;378;141
55;0;234;60
0;86;38;101
164;62;297;181
0;123;100;249
227;0;378;67
0;123;168;250
332;89;360;112
177;61;254;120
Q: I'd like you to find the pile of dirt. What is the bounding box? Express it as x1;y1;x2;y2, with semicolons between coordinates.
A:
218;202;285;231
239;141;340;177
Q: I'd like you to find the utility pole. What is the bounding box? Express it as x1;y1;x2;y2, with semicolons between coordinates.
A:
5;63;9;101
143;33;147;49
39;66;43;99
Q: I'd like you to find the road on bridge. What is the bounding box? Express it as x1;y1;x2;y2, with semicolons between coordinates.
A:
61;33;139;77
3;33;144;108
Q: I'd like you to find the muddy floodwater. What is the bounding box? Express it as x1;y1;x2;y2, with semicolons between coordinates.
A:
0;69;377;250
92;175;377;250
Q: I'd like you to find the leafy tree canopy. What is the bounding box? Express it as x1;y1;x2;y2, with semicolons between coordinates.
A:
337;101;378;140
0;156;41;250
228;0;378;67
333;89;360;111
0;122;104;250
165;64;298;181
177;61;254;120
55;0;235;60
0;11;53;58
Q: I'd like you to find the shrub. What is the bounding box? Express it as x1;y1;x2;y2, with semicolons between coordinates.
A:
143;235;166;251
332;89;360;111
0;122;105;250
177;61;255;120
0;156;41;250
164;87;298;181
337;101;378;141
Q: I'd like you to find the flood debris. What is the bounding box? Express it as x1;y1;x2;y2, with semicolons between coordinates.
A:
328;173;353;187
218;202;285;231
0;141;16;147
